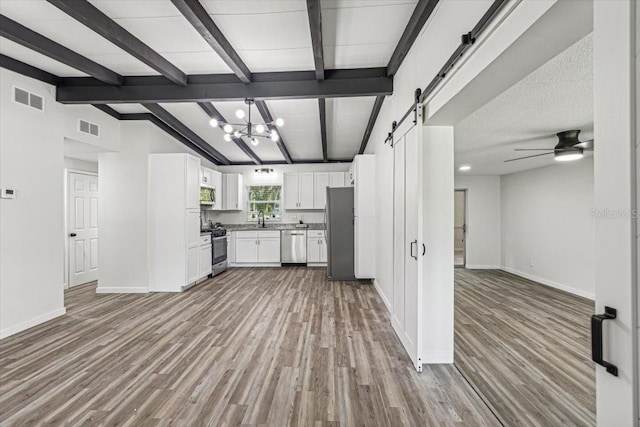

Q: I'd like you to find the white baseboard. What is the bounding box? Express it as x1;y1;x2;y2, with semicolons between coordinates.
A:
464;264;501;269
420;351;453;364
373;279;392;312
96;286;148;294
228;263;282;268
501;266;595;300
0;307;67;339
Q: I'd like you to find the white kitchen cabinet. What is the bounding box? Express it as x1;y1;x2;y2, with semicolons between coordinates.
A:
307;230;327;265
199;234;212;279
284;172;314;209
234;230;280;264
330;172;346;188
200;167;213;186
222;173;243;210
148;153;202;292
314;172;329;209
227;233;235;263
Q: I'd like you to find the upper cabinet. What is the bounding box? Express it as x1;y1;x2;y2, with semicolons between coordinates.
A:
200;167;213;187
313;173;329;209
222;173;243;211
284;172;314;209
186;156;200;209
201;167;222;211
352;155;376;218
330;172;346;188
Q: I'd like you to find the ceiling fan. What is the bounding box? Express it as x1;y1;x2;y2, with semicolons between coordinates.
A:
504;130;594;163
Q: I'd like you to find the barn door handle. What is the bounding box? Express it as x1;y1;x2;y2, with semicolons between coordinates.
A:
591;306;618;376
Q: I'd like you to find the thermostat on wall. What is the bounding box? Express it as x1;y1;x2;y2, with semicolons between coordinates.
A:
1;189;16;199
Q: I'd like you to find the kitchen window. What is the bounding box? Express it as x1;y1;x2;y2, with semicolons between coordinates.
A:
247;185;281;221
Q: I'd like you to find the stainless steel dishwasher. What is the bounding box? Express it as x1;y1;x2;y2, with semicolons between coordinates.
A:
281;230;307;264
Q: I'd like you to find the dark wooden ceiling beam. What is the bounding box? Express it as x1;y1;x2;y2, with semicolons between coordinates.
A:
198;102;262;165
387;0;439;76
56;68;393;103
46;0;187;86
254;100;293;164
170;0;252;83
143;103;230;165
306;0;324;81
92;104;122;120
358;96;385;154
0;14;122;85
0;54;61;86
318;98;328;162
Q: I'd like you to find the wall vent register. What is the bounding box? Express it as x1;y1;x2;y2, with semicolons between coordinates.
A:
13;86;44;111
78;119;100;137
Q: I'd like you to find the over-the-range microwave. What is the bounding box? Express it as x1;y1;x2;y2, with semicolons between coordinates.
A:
200;186;216;207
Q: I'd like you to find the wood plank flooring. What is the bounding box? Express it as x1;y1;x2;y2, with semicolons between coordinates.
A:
0;267;498;426
454;269;595;427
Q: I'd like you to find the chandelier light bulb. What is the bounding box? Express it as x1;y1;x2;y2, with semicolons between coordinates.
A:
270;131;279;142
233;130;241;138
223;124;233;133
209;118;218;128
235;109;245;119
275;118;284;127
256;124;265;133
251;138;259;146
223;133;232;142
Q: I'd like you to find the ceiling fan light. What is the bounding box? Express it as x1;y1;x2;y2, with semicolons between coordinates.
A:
209;118;218;128
256;124;265;133
235;109;245;119
275;118;284;127
555;149;583;162
223;133;232;142
223;124;233;133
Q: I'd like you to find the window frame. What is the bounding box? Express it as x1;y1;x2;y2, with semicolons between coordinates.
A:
246;185;282;222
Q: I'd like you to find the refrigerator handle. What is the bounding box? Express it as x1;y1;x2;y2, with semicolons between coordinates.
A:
323;203;328;243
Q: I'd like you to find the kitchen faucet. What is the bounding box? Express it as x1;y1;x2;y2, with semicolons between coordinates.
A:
257;211;265;228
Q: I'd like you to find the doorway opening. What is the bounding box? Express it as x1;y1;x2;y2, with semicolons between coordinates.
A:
454;189;466;267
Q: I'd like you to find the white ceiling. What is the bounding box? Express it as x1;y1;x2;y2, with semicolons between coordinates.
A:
454;33;593;176
0;0;420;164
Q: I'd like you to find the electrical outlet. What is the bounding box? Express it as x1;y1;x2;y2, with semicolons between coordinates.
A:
529;259;534;268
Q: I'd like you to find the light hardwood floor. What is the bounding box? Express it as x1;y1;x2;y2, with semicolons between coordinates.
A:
454;269;595;427
1;267;498;426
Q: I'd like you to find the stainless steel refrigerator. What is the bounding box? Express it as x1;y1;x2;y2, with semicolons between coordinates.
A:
325;187;356;280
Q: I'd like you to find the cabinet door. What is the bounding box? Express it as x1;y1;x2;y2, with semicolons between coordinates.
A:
345;171;353;187
329;172;345;188
298;172;315;209
283;173;299;209
227;233;236;263
236;238;258;263
307;238;320;263
187;246;199;284
199;244;212;278
258;238;281;263
314;173;329;209
186;209;200;249
319;236;327;263
223;174;241;210
186;156;200;209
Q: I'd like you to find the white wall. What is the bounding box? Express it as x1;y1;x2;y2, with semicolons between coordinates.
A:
0;69;66;338
98;121;217;293
500;158;595;299
206;163;350;225
64;157;98;173
454;175;501;268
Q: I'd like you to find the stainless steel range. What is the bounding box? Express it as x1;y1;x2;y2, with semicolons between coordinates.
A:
211;227;228;277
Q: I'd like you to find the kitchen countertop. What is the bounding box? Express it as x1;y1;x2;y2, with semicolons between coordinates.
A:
222;223;325;232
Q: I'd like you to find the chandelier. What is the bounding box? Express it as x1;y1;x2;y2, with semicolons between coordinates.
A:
208;98;284;146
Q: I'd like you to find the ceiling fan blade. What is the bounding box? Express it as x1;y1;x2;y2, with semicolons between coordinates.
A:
514;148;555;151
575;139;594;150
504;152;554;163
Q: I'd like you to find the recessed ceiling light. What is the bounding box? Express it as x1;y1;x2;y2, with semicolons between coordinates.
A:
459;165;471;171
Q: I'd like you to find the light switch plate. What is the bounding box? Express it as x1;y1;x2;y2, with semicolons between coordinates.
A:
1;188;16;199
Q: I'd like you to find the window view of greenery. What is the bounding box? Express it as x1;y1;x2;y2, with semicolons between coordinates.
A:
247;185;281;221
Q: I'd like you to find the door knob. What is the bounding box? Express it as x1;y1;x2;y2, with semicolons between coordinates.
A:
69;233;77;237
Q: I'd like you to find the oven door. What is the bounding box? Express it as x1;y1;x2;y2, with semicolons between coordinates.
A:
212;236;227;264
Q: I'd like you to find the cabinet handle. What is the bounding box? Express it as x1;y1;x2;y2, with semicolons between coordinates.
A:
410;240;417;260
422;243;426;256
591;306;618;376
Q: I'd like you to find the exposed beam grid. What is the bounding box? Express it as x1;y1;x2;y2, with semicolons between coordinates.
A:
143;103;231;165
318;98;328;162
0;14;122;85
358;96;385;154
0;54;61;86
92;104;122;120
306;0;324;81
254;100;293;164
46;0;187;86
198;102;262;165
387;0;439;76
170;0;252;83
56;68;393;104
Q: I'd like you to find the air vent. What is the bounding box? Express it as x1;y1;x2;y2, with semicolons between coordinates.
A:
13;86;44;111
79;119;100;137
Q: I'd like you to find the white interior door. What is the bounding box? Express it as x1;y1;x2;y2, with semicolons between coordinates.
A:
68;172;99;287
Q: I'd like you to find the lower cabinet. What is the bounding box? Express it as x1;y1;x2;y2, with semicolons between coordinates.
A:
199;236;212;279
307;230;327;264
235;230;281;264
187;246;199;284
